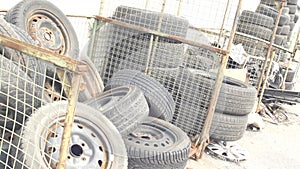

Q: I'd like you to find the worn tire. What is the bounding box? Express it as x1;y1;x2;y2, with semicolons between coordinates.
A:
282;67;296;82
236;22;273;41
278;14;290;26
282;7;290;15
184;45;220;71
209;112;248;141
239;10;274;29
105;69;175;121
77;49;104;102
5;0;79;58
168;69;255;137
288;4;297;14
256;4;278;21
115;36;185;70
91;5;189;82
125;117;190;169
285;81;295;90
294;14;299;23
18;101;128;169
0;56;43;131
217;76;257;116
281;25;290;35
85;86;149;136
274;34;287;45
287;0;298;5
290;22;295;31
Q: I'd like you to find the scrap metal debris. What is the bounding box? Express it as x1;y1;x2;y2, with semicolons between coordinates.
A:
205;140;249;162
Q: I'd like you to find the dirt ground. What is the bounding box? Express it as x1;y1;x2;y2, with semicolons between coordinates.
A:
186;80;300;169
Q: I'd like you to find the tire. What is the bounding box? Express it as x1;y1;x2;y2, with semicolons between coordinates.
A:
91;6;189;82
0;56;43;131
170;69;255;136
260;0;278;6
9;23;48;93
289;14;295;23
17;101;128;169
216;76;257;116
256;4;278;21
294;15;299;23
238;10;274;29
77;54;104;102
184;45;220;71
105;69;175;121
287;0;298;5
125;117;190;169
290;22;295;31
209;112;248;141
288;4;297;14
274;35;287;45
115;36;185;70
282;67;296;82
282;7;290;15
276;26;283;35
85;86;149;136
281;25;290;35
236;22;273;41
285;81;295;90
5;0;79;58
278;14;290;26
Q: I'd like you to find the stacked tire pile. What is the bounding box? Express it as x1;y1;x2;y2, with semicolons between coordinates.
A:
233;5;275;86
155;68;257;142
90;5;189;84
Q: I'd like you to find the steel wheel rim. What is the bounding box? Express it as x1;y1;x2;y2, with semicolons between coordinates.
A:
27;12;69;55
42;116;114;168
127;122;177;149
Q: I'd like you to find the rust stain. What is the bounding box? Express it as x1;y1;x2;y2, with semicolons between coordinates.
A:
95;15;229;55
0;34;87;73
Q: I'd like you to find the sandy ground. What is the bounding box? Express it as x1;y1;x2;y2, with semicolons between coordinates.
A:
187;79;300;169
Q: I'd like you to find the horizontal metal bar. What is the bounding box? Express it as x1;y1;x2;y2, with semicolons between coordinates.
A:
0;34;88;72
235;32;292;53
95;15;229;55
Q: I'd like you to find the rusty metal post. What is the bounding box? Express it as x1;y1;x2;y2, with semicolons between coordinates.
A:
193;0;243;159
282;30;300;89
257;50;276;109
57;73;82;169
256;0;285;93
217;0;231;47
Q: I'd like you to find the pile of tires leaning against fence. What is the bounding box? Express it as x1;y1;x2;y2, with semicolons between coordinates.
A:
0;1;258;169
0;0;191;169
232;0;299;89
91;5;258;144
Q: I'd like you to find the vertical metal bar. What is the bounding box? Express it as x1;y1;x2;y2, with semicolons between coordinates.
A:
146;0;166;74
257;50;276;109
194;0;243;159
88;0;105;59
217;0;231;47
282;30;300;89
177;0;183;16
57;73;82;169
256;0;285;92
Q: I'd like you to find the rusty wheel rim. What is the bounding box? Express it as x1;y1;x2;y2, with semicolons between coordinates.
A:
27;13;68;55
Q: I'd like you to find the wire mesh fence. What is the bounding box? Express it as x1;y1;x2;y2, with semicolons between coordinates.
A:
0;31;85;168
88;0;240;138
